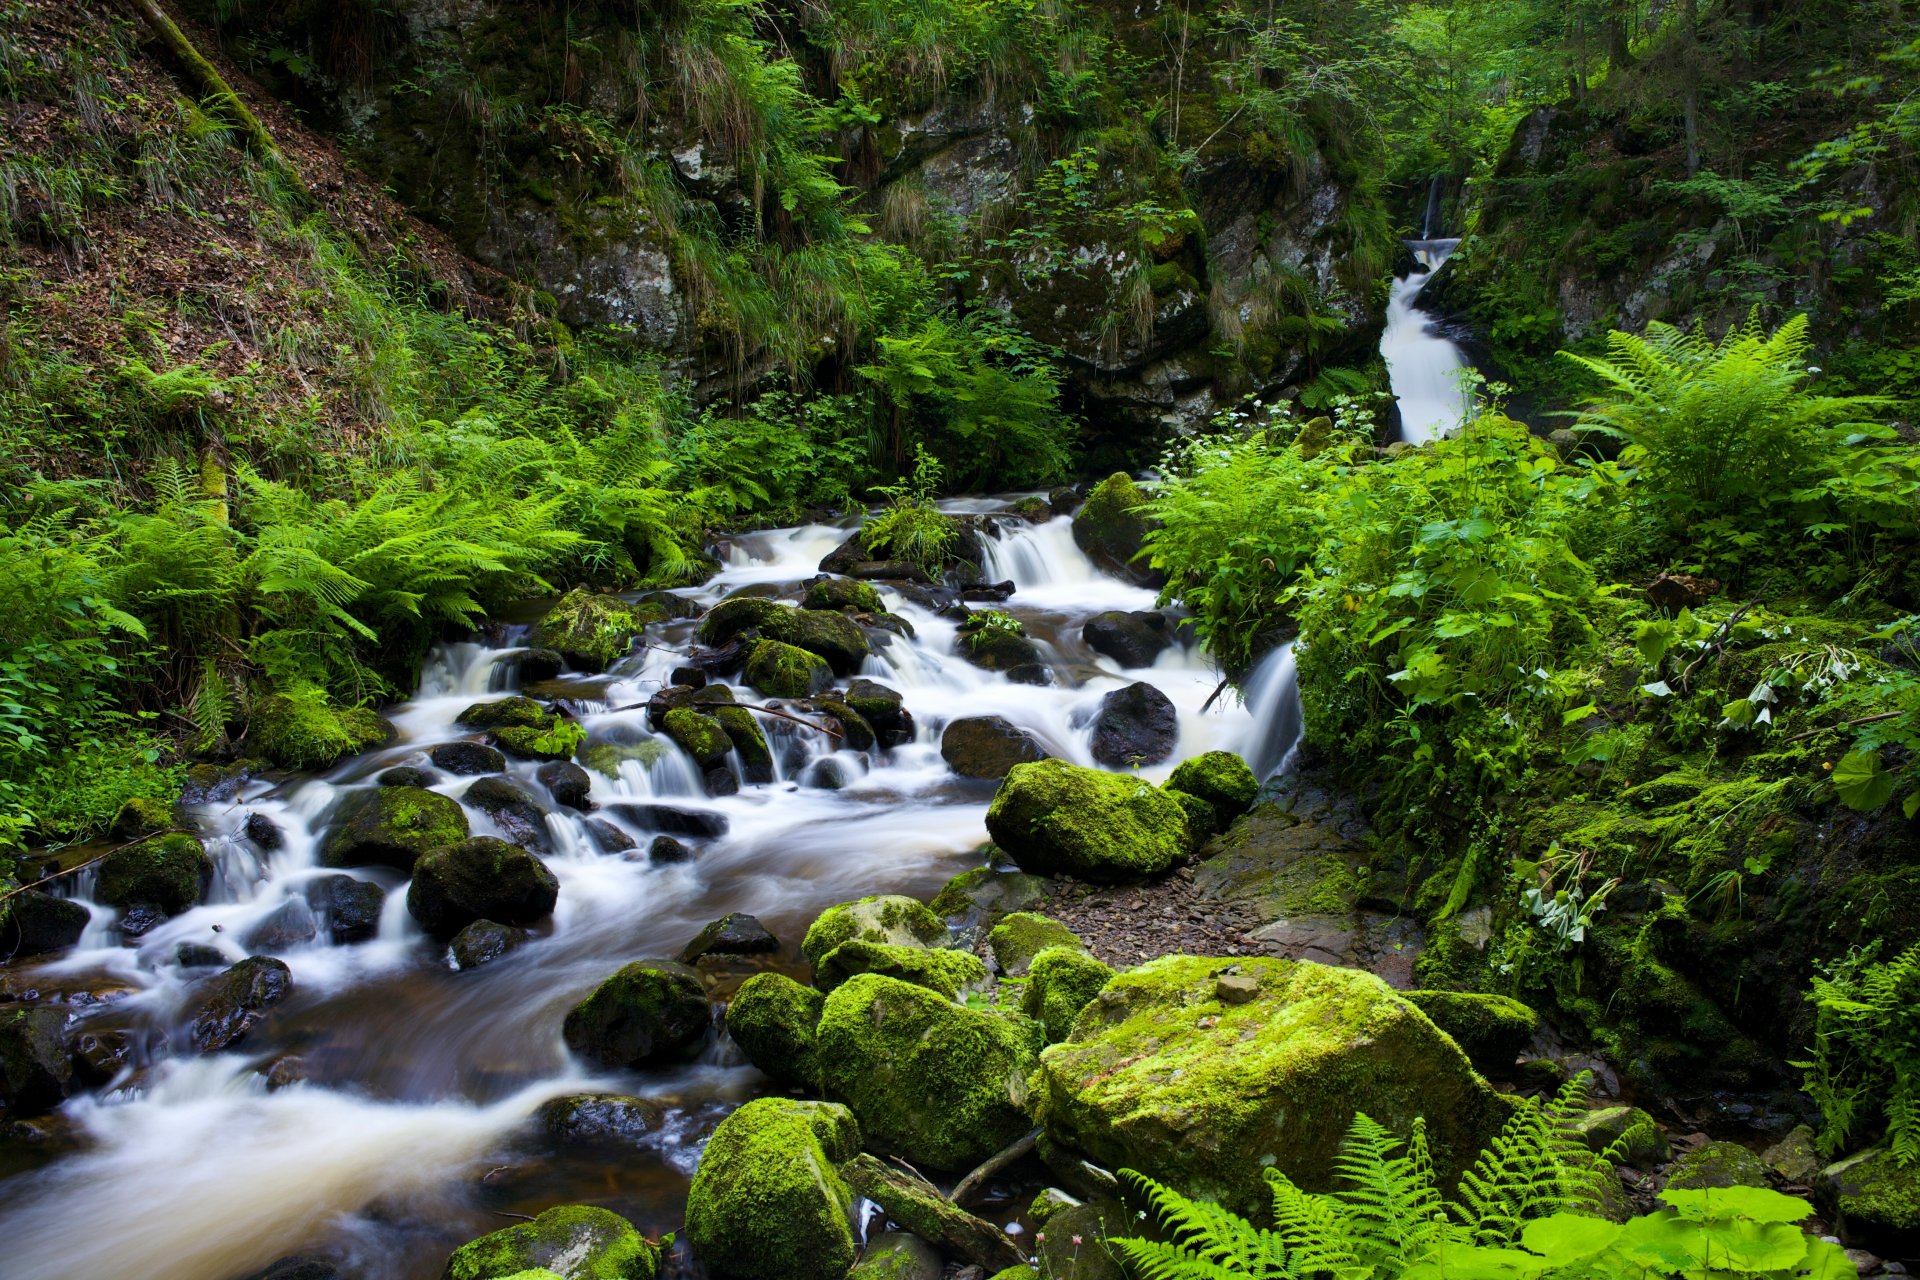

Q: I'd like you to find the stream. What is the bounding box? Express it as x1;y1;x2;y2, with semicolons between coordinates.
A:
0;502;1301;1280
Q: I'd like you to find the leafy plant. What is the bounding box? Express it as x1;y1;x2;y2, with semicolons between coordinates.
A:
1798;940;1920;1166
959;608;1025;652
860;445;960;574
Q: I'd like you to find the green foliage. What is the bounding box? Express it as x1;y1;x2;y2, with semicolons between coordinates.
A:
859;446;960;573
1800;940;1920;1166
959;609;1026;653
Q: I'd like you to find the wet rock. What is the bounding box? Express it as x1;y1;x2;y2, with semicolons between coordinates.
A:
582;817;638;854
442;1204;658;1280
530;586;658;671
513;648;565;683
1165;751;1260;830
1667;1139;1771;1190
687;1098;861;1280
844;678;913;748
179;762;252;805
1034;1200;1130;1280
376;766;433;788
960;580;1016;603
813;698;877;751
850;559;932;583
1023;946;1115;1043
71;1028;134;1084
669;664;708;688
1001;495;1054;522
986;760;1189;883
638;590;702;620
234;1255;340;1280
958;625;1045;673
1403;990;1539;1074
1571;1105;1671;1167
119;905;169;938
454;696;576;762
713;706;774;784
1032;956;1508;1214
536;1092;665;1147
1005;662;1056;686
767;608;872;675
462;776;552;852
928;866;1051;922
177;941;229;968
1089;681;1179;767
260;1056;310;1091
108;797;170;841
1764;1124;1823;1184
988;911;1084;975
841;1156;1026;1273
817;973;1039;1171
1083;610;1172;668
801;895;947;967
563;959;710;1068
697;595;788;646
805;577;886;613
320;787;469;871
849;1231;943;1280
429;741;507;776
1071;473;1156;586
941;716;1049;779
814;940;988;999
536;760;593;810
96;833;213;917
2;891;89;957
725;973;824;1090
804;757;848;790
681;913;779;963
448;919;530;970
704;763;742;796
408;837;560;937
745;638;833;698
243;811;285;850
189;956;293;1053
661;707;733;769
240;898;319;952
0;1007;74;1115
1821;1147;1920;1243
304;874;385;944
608;803;729;838
648;835;693;863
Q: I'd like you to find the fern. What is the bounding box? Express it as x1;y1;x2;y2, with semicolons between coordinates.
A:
1117;1170;1300;1279
1450;1074;1606;1244
1334;1116;1452;1270
1803;941;1920;1165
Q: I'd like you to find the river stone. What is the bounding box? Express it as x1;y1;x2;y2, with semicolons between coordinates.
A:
987;912;1084;975
1071;473;1155;586
320;787;469;871
800;895;947;967
72;1027;134;1083
3;891;89;957
960;627;1046;673
849;1232;942;1280
1402;990;1538;1073
661;708;732;768
429;741;506;776
177;941;229;968
536;1092;665;1147
244;811;285;850
241;898;318;952
1023;946;1116;1043
763;607;871;674
536;760;594;810
443;1203;659;1280
928;866;1052;922
514;647;565;684
448;919;530;970
805;576;886;613
95;832;213;916
304;874;385;943
1165;751;1260;829
463;776;552;852
1666;1139;1771;1190
985;760;1189;883
453;696;552;731
841;1157;1025;1273
234;1256;340;1280
1821;1147;1920;1242
408;837;560;937
563;959;710;1068
1031;955;1509;1215
817;973;1042;1171
941;716;1050;779
844;678;912;747
686;1098;861;1280
0;1007;73;1115
725;972;825;1090
744;638;832;698
813;698;877;751
189;956;293;1053
680;913;779;963
377;766;433;788
713;706;774;784
583;818;638;854
648;835;692;863
1089;681;1179;767
850;559;932;582
1083;610;1172;668
1762;1124;1821;1183
813;940;988;999
697;595;787;646
530;587;657;672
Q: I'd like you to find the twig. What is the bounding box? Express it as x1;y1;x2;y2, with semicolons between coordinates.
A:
950;1128;1039;1207
1199;675;1233;714
489;1211;536;1221
1782;710;1907;744
0;829;198;907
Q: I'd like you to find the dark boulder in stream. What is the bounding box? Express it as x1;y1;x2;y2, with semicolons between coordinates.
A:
941;715;1050;779
1071;472;1159;587
607;803;729;838
2;891;89;957
189;957;292;1053
1089;680;1179;766
448;919;531;970
0;1007;74;1115
304;875;385;943
319;788;469;871
1084;609;1173;667
428;741;506;776
96;833;213;917
462;776;552;852
562;959;710;1068
535;1092;665;1147
536;760;593;810
680;913;778;963
407;837;559;937
240;898;318;952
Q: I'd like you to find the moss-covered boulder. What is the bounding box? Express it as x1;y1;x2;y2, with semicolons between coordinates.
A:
562;960;710;1069
848;1232;941;1280
0;1007;74;1115
725;972;825;1090
685;1098;861;1280
444;1204;658;1280
661;708;732;767
765;608;871;675
1821;1147;1920;1243
1166;751;1260;829
697;595;786;646
455;697;552;731
1163;788;1219;848
805;577;885;613
407;837;560;937
814;940;988;998
812;697;877;751
985;760;1189;883
840;1154;1027;1273
928;865;1051;922
1022;945;1115;1044
941;716;1050;779
491;719;586;763
1402;990;1538;1074
1071;473;1155;585
1031;956;1509;1214
744;639;832;698
109;795;172;841
2;890;89;957
801;895;947;968
843;679;913;746
1571;1105;1670;1166
530;587;656;671
320;787;469;871
988;912;1084;975
712;706;774;783
817;973;1042;1170
250;690;392;770
95;832;213;915
1666;1139;1770;1190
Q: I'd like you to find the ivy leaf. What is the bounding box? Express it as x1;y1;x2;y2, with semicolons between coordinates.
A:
1833;748;1896;811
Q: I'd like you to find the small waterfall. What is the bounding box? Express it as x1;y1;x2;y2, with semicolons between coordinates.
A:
976;516;1158;611
1381;238;1472;446
1236;642;1303;779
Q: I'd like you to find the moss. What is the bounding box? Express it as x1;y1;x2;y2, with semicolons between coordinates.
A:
928;865;1050;921
530;587;658;671
984;760;1190;883
562;959;710;1069
108;795;172;840
1022;945;1115;1043
444;1204;657;1280
814;698;877;751
578;738;667;779
319;786;469;871
250;689;392;770
455;697;553;731
685;1098;861;1280
713;705;773;776
491;718;586;762
988;912;1084;975
726;972;825;1090
1572;1105;1670;1166
1666;1139;1770;1190
814;940;988;998
744;638;831;698
1402;990;1539;1073
805;577;885;613
842;679;905;725
817;973;1043;1171
660;708;732;768
1070;473;1151;577
764;608;870;674
697;595;786;646
1166;751;1260;828
801;895;947;968
94;832;211;914
1163;787;1219;849
1824;1147;1920;1238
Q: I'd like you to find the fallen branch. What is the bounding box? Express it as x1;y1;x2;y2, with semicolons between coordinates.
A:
950;1128;1039;1207
0;828;198;906
1782;710;1907;745
1677;598;1758;693
1199;675;1233;715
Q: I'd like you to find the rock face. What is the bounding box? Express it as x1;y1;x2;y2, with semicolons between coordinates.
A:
0;1007;74;1115
320;787;468;870
686;1098;861;1280
562;960;710;1069
816;973;1041;1171
725;972;825;1090
96;833;213;916
1071;474;1155;585
1031;955;1509;1214
3;891;90;956
189;957;294;1053
443;1203;659;1280
1083;610;1173;668
800;895;947;967
530;587;657;671
407;837;560;936
986;760;1190;883
941;716;1050;779
1088;681;1179;767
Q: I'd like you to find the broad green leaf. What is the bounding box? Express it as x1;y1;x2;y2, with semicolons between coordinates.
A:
1832;748;1896;811
1519;1213;1622;1259
1658;1185;1815;1224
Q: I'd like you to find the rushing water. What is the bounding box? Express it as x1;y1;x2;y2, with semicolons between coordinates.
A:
1380;238;1473;446
0;500;1303;1280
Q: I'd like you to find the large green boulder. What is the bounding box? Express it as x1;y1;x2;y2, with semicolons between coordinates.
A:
562;960;710;1069
530;587;657;671
985;760;1190;883
725;972;825;1090
814;940;988;998
743;639;832;698
987;912;1083;975
1022;945;1115;1043
444;1204;658;1280
764;608;870;674
1165;751;1260;829
1402;990;1538;1074
320;787;469;870
250;690;392;770
95;832;212;915
1031;955;1509;1215
686;1098;861;1280
1071;473;1154;585
800;895;947;968
407;837;560;937
661;708;732;767
697;595;786;646
817;973;1042;1171
1821;1147;1920;1243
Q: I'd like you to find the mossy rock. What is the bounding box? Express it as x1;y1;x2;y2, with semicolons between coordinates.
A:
1163;788;1219;849
813;698;877;751
744;639;831;699
1031;955;1509;1214
1070;473;1154;585
250;691;392;770
804;577;885;613
530;587;657;672
109;795;173;841
95;833;212;915
815;940;988;998
1166;752;1260;829
661;708;732;767
697;595;787;647
1402;990;1538;1073
712;706;773;782
0;1006;75;1115
725;972;824;1090
764;608;870;675
1022;945;1115;1044
817;973;1042;1171
443;1204;658;1280
685;1098;861;1280
985;760;1190;884
1666;1139;1770;1190
928;865;1051;922
987;912;1084;975
562;959;710;1069
491;719;586;762
847;1232;941;1280
1821;1147;1920;1242
959;627;1045;673
801;895;947;968
455;697;554;731
320;787;469;871
406;837;559;937
1572;1105;1670;1166
577;738;667;780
